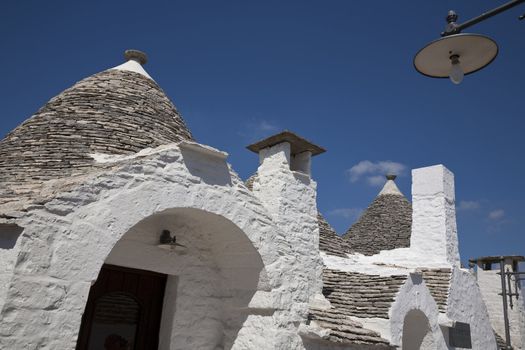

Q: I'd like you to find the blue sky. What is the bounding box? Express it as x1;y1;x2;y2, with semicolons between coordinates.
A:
1;1;524;264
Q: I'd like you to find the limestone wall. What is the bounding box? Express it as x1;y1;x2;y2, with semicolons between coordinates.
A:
477;265;523;349
0;142;319;349
446;267;497;349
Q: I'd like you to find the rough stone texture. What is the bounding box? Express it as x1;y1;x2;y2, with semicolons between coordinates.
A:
389;272;448;349
245;173;257;191
248;176;350;258
0;69;193;215
343;191;412;256
318;214;350;258
411;165;460;266
305;307;393;348
0;144;299;349
420;268;451;313
446;266;498;349
250;141;325;348
322;270;406;319
476;262;524;349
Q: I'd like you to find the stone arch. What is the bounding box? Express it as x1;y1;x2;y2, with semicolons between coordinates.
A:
389;273;446;349
80;208;268;349
0;147;288;349
402;309;435;350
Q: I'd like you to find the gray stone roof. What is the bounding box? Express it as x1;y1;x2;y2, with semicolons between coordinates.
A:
318;213;351;258
323;269;407;319
343;179;412;256
0;68;192;215
306;307;394;348
421;268;451;312
321;268;451;324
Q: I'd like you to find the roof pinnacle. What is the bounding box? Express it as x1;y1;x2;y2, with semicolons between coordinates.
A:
124;49;148;65
379;174;403;196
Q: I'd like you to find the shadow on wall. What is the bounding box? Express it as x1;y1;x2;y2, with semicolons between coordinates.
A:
0;224;22;249
0;224;24;311
402;309;435;350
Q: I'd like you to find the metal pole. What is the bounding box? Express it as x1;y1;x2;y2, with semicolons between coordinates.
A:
507;268;514;309
500;259;513;349
442;0;525;36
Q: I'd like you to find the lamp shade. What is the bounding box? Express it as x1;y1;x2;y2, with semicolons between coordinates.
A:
414;33;498;78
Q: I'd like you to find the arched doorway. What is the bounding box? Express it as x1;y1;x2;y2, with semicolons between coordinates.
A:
76;208;266;350
402;309;435;350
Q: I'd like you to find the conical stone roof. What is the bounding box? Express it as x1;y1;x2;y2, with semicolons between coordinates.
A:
342;176;412;256
0;52;193;214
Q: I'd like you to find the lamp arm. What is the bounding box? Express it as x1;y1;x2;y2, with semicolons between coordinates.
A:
442;0;525;36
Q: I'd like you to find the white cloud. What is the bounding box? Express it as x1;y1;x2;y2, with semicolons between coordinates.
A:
457;200;481;211
488;209;505;221
238;119;279;140
328;208;363;220
346;160;406;186
257;120;278;132
366;175;386;186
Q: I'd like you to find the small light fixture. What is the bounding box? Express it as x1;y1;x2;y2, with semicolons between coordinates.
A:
414;1;525;84
158;229;186;251
413;33;498;84
449;55;463;85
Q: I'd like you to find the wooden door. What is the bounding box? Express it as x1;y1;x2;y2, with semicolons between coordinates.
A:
76;264;167;350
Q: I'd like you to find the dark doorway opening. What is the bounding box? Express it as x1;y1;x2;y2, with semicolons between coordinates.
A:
76;264;167;350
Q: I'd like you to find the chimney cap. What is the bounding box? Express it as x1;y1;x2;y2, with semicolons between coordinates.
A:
246;130;326;156
124;49;148;65
469;255;525;264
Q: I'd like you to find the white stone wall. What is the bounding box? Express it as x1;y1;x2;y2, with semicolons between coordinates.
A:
446;267;497;349
0;142;310;349
477;263;524;349
389;273;447;349
0;143;501;350
252;141;324;349
411;165;460;267
104;208;266;349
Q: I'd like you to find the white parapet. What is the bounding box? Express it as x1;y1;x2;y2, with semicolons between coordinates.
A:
411;165;460;266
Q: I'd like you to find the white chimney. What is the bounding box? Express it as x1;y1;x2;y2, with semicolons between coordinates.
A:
246;131;326;302
410;164;460;266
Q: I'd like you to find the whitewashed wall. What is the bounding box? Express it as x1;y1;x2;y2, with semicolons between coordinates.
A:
0;142;321;349
446;267;497;349
389;273;446;349
477;264;523;349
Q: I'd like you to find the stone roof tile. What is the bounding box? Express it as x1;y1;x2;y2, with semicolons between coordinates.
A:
343;178;412;256
420;268;451;312
318;214;351;258
307;307;394;348
0;69;193;215
323;269;407;319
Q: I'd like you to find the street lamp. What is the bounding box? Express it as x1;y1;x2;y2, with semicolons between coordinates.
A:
414;0;525;84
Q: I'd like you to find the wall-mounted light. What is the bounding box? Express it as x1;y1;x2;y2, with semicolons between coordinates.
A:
414;1;525;84
158;229;187;251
